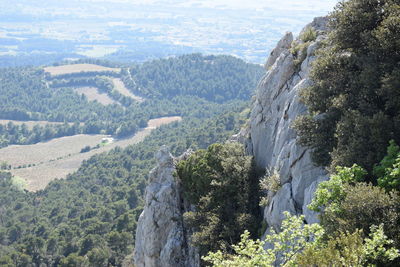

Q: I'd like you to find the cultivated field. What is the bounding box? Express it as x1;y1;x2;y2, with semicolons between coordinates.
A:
147;116;182;128
0;134;109;167
1;116;182;191
111;78;145;102
44;64;121;76
74;87;117;105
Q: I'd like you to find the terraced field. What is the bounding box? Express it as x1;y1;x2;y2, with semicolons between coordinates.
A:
74;86;118;105
111;78;145;102
44;63;121;76
0;116;182;191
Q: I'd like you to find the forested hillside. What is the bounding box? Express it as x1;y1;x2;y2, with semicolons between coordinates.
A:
128;54;264;102
0;54;262;148
0;100;250;266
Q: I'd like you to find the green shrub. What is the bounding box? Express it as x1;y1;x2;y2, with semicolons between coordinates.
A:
297;225;399;267
374;140;400;191
300;27;317;43
203;213;399;267
259;170;281;193
290;41;310;70
310;163;400;249
309;164;366;213
203;212;324;267
319;183;400;250
176;143;261;255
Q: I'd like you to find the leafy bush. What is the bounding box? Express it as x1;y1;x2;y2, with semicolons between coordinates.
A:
321;183;400;247
290;42;310;70
310;164;400;249
203;212;324;267
260;170;281;194
259;170;281;207
309;164;366;213
177;143;261;255
204;213;399;266
374;140;400;191
300;27;317;43
297;225;399;266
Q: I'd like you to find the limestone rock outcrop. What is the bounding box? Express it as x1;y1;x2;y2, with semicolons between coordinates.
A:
244;17;330;231
133;146;199;267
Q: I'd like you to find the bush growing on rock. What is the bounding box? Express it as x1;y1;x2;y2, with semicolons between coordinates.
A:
176;143;262;256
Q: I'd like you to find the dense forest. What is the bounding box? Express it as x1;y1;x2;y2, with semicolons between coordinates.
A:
128;54;264;102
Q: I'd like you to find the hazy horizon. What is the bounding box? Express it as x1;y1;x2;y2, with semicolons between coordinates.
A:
0;0;340;64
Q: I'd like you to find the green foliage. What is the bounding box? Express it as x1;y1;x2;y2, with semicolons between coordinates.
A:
374;140;400;178
177;143;261;256
260;170;281;193
295;0;400;175
10;176;27;191
309;164;366;212
374;140;400;191
203;212;324;267
320;183;400;249
203;230;273;267
290;26;316;70
300;27;317;43
310;162;400;254
205;214;399;267
297;225;399;266
59;253;88;267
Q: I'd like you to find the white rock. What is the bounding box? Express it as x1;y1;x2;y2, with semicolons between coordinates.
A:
245;17;330;232
265;183;297;231
265;32;294;70
134;146;199;267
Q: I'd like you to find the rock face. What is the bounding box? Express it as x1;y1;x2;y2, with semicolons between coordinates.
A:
134;146;199;267
244;17;329;231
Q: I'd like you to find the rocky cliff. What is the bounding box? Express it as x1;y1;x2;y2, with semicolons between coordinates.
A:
134;17;330;266
242;17;329;230
134;146;199;267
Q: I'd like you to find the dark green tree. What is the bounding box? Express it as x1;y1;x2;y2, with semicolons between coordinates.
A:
295;0;400;177
176;143;261;256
